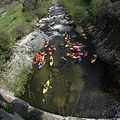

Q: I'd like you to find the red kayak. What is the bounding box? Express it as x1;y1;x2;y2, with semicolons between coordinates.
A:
70;47;81;52
73;52;84;56
65;42;83;47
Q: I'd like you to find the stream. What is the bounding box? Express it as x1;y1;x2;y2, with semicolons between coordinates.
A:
20;1;120;118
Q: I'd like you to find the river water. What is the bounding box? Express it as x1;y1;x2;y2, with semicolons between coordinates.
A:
20;2;120;118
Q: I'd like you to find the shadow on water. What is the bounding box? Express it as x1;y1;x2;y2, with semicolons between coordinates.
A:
19;22;120;118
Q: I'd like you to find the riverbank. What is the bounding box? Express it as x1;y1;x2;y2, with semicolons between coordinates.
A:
0;0;52;69
0;30;50;94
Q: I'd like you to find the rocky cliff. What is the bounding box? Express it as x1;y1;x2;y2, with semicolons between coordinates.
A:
91;1;120;65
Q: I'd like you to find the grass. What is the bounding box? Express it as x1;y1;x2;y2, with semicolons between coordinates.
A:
0;0;52;40
0;3;33;40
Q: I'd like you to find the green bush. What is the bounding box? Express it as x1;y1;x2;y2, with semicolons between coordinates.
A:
89;0;103;17
23;12;34;22
12;66;32;96
36;8;46;19
60;0;89;22
0;31;11;67
0;102;13;113
11;24;27;40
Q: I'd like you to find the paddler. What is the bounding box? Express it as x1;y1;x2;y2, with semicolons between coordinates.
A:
61;56;67;62
38;52;47;64
33;53;41;64
48;45;56;55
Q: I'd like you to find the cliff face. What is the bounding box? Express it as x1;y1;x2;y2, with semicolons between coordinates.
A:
91;1;120;65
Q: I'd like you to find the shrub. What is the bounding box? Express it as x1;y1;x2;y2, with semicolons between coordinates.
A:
89;0;103;17
0;31;11;67
36;8;46;19
12;66;32;96
11;24;27;40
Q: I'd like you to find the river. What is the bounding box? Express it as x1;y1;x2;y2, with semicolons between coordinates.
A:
19;1;120;118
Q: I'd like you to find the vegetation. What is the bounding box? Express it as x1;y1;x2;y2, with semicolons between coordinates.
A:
0;101;13;113
0;0;51;68
60;0;89;22
0;0;17;8
11;66;32;96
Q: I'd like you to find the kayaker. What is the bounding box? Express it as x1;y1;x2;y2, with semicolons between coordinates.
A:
43;84;48;89
47;45;56;55
61;56;67;62
49;55;54;66
33;51;47;64
72;34;77;39
81;49;88;57
64;34;69;40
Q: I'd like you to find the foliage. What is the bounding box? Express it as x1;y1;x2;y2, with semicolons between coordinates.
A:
60;0;89;22
89;0;103;17
0;0;51;69
0;101;13;113
12;66;32;96
22;0;52;21
0;31;12;67
0;0;17;8
11;24;27;40
116;55;120;71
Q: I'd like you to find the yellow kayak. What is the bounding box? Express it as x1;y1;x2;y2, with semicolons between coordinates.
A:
91;54;97;63
42;80;50;94
49;56;54;66
44;41;49;48
67;53;78;59
91;58;96;63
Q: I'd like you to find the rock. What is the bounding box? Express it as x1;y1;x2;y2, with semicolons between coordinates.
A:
92;31;116;65
2;30;50;89
0;109;24;120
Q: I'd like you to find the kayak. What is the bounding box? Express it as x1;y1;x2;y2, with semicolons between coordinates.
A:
91;59;96;63
33;61;39;65
65;42;83;48
49;56;54;66
67;53;81;59
69;47;81;52
91;58;97;63
91;54;97;63
38;61;46;69
42;80;50;94
44;41;49;48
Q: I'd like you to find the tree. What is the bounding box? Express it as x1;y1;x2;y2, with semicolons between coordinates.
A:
22;0;39;11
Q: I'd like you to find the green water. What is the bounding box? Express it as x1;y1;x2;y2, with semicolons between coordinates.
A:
20;34;119;118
